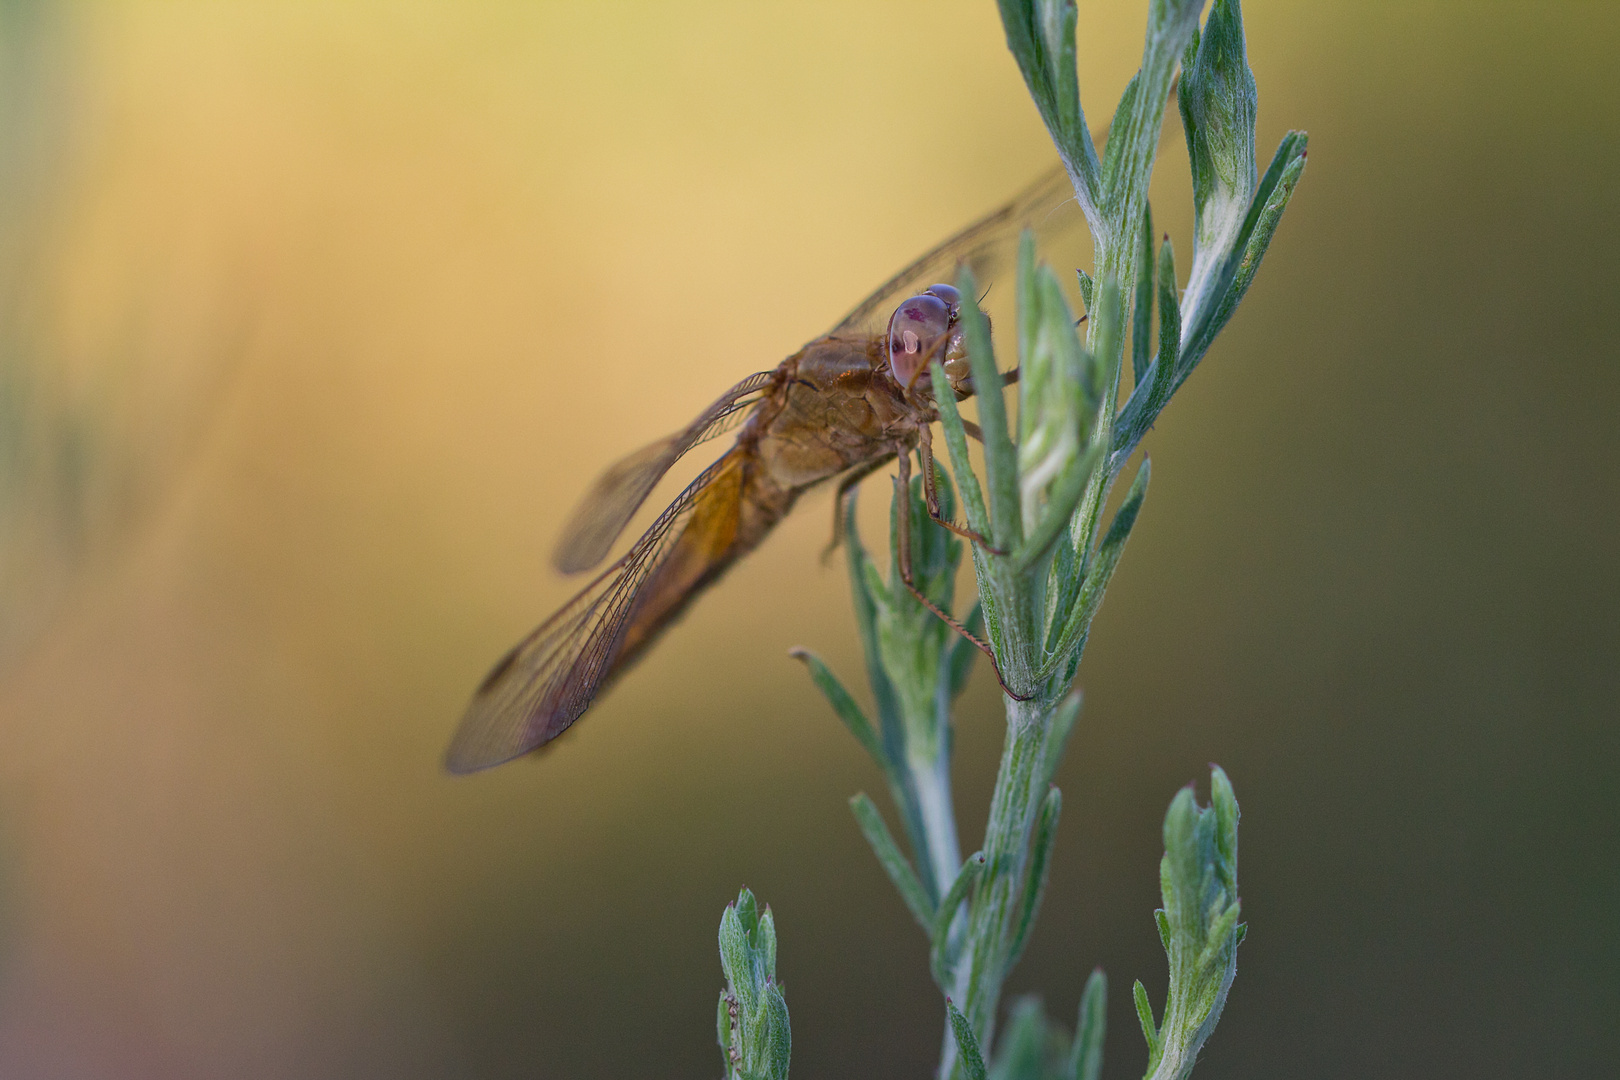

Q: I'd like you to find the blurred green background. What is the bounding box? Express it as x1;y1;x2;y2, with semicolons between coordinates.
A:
0;1;1615;1077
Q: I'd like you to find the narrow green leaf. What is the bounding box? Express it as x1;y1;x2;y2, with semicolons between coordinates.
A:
1013;440;1103;574
861;551;890;609
929;359;991;539
893;466;958;604
1179;130;1308;379
719;904;757;1017
1180;0;1258;315
1131;204;1155;388
1162;783;1195;874
843;493;904;739
1076;267;1095;316
1181;136;1308;389
848;793;934;934
1019;264;1100;550
1133;979;1158;1055
1091;277;1125;405
764;985;792;1080
1043;512;1081;646
1211;764;1239;871
1196;901;1242;974
756;907;777;981
989;997;1049;1080
1102;71;1141;178
1039;457;1150;681
1104;238;1180;474
995;0;1101;219
1071;968;1107;1080
1149;234;1180;414
789;649;885;773
929;851;986;987
1099;0;1200;226
946;998;991;1080
1006;786;1061;968
718;990;733;1074
1017;230;1040;383
956;267;1022;550
735;888;760;939
746;994;770;1073
1112;135;1305;476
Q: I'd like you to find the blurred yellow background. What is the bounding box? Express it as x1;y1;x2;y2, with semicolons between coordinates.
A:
0;2;1614;1077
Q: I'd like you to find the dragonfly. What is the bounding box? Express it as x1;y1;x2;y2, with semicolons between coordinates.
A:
445;164;1087;774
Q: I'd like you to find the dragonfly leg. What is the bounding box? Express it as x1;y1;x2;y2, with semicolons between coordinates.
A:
918;426;1006;555
893;448;1033;702
821;452;897;564
961;366;1021;399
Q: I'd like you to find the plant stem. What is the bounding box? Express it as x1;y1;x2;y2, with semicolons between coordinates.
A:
940;692;1056;1080
795;5;1304;1075
911;743;964;905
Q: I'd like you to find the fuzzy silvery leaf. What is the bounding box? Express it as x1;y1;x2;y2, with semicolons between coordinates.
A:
840;494;904;743
875;473;960;761
1177;0;1258;334
996;0;1101;224
1131;204;1157;387
1136;768;1242;1080
790;649;883;774
849;793;934;934
718;889;791;1080
1070;968;1107;1080
947;997;991;1080
955;267;1020;553
1177;131;1307;384
1016;238;1102;542
986;996;1058;1080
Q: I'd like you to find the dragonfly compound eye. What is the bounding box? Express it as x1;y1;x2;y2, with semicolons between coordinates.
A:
924;283;961;309
887;293;953;387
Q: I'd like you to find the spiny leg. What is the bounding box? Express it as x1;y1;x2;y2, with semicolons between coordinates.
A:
821;451;897;565
893;447;1031;701
917;424;1004;554
958;359;1051;440
964;365;1021;399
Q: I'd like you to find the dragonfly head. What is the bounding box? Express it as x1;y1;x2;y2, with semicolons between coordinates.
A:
886;283;975;399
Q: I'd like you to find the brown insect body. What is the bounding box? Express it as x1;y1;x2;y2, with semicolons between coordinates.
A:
612;335;930;682
446;166;1083;773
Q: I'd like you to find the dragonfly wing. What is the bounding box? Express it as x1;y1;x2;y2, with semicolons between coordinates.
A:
832;164;1088;335
447;451;745;773
551;370;775;573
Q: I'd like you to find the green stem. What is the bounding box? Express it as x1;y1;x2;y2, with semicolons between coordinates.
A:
910;743;964;907
939;692;1057;1080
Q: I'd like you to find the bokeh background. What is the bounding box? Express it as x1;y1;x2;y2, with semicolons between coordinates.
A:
0;1;1615;1077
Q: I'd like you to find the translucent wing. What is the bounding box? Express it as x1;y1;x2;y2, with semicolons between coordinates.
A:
552;370;775;573
832;164;1089;336
446;450;746;773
